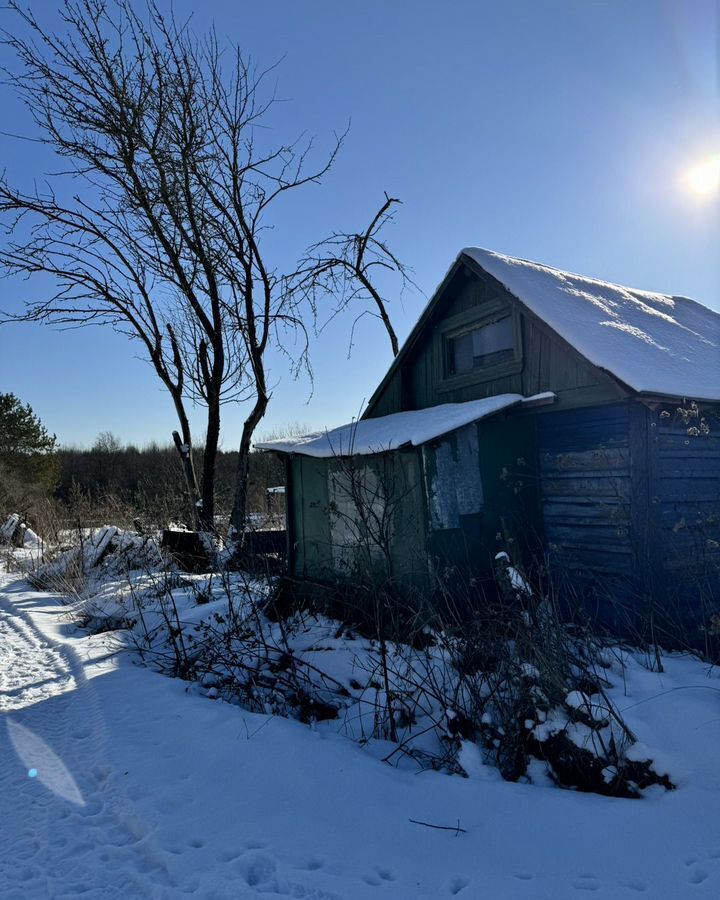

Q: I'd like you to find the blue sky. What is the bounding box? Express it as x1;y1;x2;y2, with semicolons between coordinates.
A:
0;0;718;448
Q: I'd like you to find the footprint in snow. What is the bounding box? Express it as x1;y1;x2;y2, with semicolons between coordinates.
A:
447;875;470;895
376;866;396;882
572;874;601;892
231;852;342;900
301;856;325;871
620;879;648;892
363;865;396;885
236;851;278;888
90;765;111;785
689;868;709;885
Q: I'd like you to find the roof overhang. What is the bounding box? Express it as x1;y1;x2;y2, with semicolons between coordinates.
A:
255;392;555;459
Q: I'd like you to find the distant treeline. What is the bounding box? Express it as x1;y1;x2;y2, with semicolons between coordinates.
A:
56;442;285;518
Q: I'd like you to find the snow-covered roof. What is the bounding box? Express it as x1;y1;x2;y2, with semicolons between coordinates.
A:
463;248;720;402
256;393;553;458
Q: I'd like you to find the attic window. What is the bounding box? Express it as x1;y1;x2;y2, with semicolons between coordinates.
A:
447;316;515;375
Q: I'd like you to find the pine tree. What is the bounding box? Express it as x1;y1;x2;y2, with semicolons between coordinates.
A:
0;393;58;491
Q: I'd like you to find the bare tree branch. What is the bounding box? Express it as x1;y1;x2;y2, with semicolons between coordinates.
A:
0;0;343;533
291;194;420;358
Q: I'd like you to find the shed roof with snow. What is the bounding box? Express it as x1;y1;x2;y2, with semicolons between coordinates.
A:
365;248;720;416
461;249;720;401
256;393;554;458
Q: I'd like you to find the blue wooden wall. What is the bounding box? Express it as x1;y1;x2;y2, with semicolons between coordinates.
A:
537;401;720;645
647;402;720;646
537;403;636;628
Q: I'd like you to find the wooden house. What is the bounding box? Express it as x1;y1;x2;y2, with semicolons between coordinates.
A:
259;249;720;640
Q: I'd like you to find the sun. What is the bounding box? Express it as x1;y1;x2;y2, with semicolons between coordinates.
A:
683;154;720;198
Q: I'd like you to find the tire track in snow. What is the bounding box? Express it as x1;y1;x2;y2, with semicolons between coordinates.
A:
0;589;179;899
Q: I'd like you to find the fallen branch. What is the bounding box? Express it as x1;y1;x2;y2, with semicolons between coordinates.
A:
408;818;466;835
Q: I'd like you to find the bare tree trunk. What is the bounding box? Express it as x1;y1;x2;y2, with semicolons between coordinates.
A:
172;431;201;530
230;391;268;538
201;396;221;530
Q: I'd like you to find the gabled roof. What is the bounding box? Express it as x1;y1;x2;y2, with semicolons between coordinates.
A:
255;393;553;458
368;248;720;411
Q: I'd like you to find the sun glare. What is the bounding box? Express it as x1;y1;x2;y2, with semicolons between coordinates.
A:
683;154;720;198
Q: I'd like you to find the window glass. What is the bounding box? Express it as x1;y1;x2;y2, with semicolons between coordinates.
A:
448;316;514;375
451;331;474;374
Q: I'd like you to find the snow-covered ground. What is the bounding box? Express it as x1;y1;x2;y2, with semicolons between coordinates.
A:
3;565;720;899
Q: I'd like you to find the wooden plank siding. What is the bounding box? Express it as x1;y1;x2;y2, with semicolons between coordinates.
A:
537;404;638;627
287;254;720;642
537;401;720;640
288;451;428;588
366;265;623;419
647;403;720;642
286;399;719;645
289;456;332;579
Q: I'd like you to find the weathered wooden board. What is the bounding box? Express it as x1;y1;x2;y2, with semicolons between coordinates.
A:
647;402;720;632
540;447;630;472
540;476;631;498
538;403;636;602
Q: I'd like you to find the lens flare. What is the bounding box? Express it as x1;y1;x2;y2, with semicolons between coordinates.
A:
7;719;85;806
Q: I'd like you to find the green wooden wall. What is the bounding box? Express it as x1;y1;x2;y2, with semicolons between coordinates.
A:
288;456;331;579
288;450;428;587
287;412;537;596
284;256;720;638
536;402;635;627
368;264;623;419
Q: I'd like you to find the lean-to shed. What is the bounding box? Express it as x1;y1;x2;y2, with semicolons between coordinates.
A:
258;249;720;640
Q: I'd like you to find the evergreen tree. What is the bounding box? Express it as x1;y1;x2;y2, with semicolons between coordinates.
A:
0;393;58;490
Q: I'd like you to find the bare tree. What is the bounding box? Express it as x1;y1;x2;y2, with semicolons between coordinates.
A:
92;431;123;454
293;194;418;357
0;0;342;535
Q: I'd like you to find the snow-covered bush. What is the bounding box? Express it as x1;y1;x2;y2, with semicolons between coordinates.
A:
428;556;672;795
26;513;673;799
64;544;673;799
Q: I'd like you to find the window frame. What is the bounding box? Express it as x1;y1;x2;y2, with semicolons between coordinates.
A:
436;302;523;390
